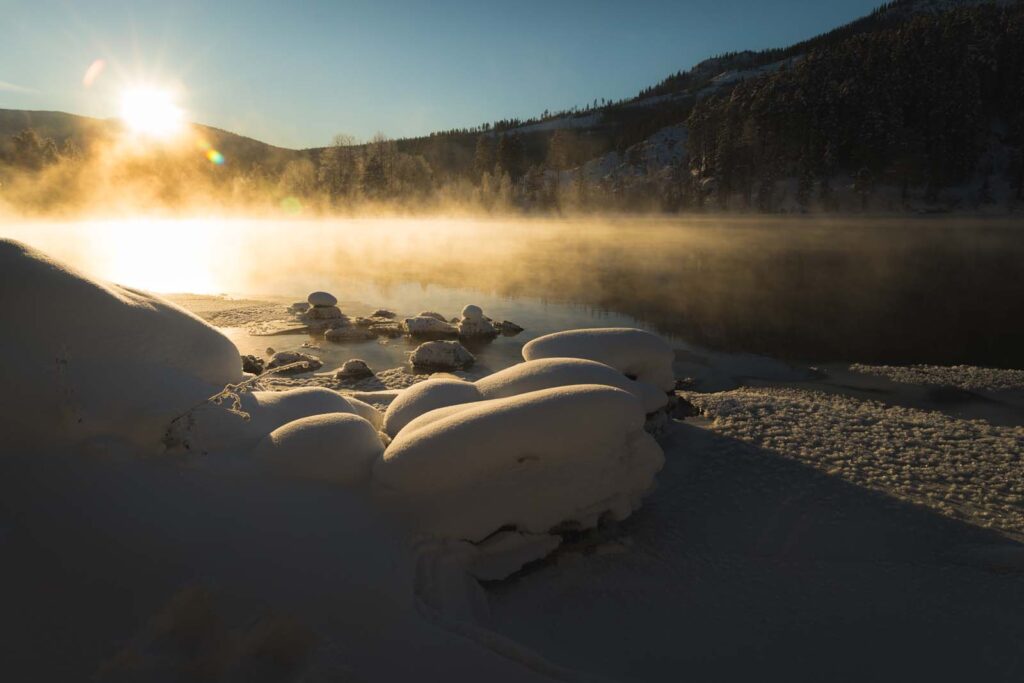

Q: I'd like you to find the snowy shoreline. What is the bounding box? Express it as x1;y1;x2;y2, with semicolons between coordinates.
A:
3;242;1023;681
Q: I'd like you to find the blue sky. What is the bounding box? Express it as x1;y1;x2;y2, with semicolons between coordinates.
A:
0;0;882;148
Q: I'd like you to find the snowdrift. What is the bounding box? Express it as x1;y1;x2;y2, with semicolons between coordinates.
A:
382;378;482;438
0;239;243;449
476;357;668;413
381;357;669;439
254;412;383;485
522;328;676;391
374;385;665;541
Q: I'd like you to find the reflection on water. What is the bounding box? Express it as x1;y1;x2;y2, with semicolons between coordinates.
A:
3;215;1023;366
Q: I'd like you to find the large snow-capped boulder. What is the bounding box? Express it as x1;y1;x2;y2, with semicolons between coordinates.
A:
253;413;383;485
381;378;483;437
410;341;475;370
522;328;675;392
0;239;243;449
373;385;665;541
476;357;668;413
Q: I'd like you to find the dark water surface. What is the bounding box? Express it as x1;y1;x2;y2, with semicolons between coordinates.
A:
5;215;1023;367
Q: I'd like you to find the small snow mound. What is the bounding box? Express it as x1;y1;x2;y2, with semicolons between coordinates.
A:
307;291;338;307
337;359;373;379
374;384;665;541
476;357;668;414
461;304;484;320
523;328;675;391
410;341;475;370
254;412;382;485
183;386;357;453
404;316;459;337
382;378;483;437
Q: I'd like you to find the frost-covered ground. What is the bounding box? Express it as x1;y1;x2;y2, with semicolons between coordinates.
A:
684;387;1024;539
850;363;1024;394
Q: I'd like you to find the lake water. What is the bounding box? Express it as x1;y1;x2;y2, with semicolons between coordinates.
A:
3;215;1023;369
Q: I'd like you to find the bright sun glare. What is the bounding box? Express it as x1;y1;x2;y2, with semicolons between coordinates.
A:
119;87;184;139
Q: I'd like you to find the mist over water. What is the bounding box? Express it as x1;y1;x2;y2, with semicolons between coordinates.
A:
3;215;1022;367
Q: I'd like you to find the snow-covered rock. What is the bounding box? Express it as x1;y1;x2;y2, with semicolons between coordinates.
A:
336;359;374;380
372;309;396;319
253;412;382;485
0;239;243;449
458;304;497;338
418;311;448;322
307;291;338;307
305;305;343;320
382;378;483;437
476;357;668;413
404;316;459;337
523;328;675;392
462;304;483;320
373;385;665;541
324;325;375;342
266;350;322;373
410;341;475;370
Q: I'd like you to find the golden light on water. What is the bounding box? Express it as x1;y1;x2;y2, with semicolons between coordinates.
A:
119;87;185;139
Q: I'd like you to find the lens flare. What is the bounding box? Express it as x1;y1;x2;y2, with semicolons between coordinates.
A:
119;87;184;139
197;139;225;165
82;59;105;87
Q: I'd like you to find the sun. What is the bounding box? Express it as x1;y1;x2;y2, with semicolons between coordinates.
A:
119;87;184;139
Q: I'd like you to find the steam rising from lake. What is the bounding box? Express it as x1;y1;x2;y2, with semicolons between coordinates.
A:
2;215;1022;366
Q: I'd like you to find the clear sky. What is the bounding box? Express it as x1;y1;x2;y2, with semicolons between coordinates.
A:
0;0;883;149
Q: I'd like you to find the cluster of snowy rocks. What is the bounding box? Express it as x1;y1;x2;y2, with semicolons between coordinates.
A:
290;291;523;348
1;239;674;581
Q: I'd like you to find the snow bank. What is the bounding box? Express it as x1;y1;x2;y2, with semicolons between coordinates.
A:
0;239;243;449
476;358;668;414
253;412;383;485
382;378;483;437
522;328;675;391
374;385;665;541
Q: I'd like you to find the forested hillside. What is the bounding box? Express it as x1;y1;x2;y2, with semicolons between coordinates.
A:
1;0;1021;214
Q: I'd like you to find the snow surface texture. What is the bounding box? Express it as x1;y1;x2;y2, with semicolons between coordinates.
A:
253;412;383;485
523;327;676;392
382;358;669;438
686;387;1024;538
849;363;1024;393
375;385;665;542
0;239;243;449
